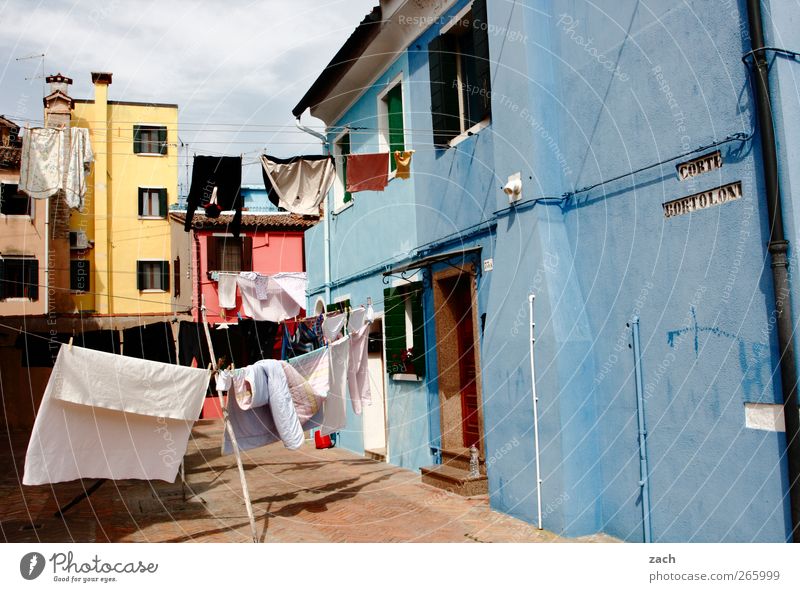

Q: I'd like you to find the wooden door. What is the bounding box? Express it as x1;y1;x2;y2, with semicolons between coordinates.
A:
455;280;480;449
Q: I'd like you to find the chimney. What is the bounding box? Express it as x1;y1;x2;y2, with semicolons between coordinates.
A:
43;73;74;129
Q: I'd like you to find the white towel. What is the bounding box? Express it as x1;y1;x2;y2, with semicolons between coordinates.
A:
217;274;238;309
237;274;300;322
271;272;308;310
321;336;350;435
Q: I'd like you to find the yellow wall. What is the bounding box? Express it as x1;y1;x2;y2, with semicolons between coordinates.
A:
71;91;178;314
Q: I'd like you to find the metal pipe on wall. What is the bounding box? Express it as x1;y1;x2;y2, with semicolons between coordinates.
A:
631;317;653;543
745;0;800;542
528;294;543;529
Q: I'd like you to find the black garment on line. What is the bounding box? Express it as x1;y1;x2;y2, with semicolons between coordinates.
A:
210;323;244;369
239;319;278;365
122;322;175;364
15;330;120;368
260;154;332;210
177;321;211;368
185;155;243;237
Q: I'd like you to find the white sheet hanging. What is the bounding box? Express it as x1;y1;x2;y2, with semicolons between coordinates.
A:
23;345;210;485
217;273;238;309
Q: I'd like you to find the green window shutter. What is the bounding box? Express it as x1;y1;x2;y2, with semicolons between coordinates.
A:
428;34;460;147
469;0;491;127
384;286;407;375
136;261;145;290
409;282;426;378
0;258;5;300
161;261;170;292
133;125;143;154
158;127;168;155
158;188;167;217
138;188;144;217
27;259;39;301
341;133;352;203
70;260;90;292
387;84;404;169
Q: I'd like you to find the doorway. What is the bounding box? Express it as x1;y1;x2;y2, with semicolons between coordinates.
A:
363;317;388;461
432;266;483;453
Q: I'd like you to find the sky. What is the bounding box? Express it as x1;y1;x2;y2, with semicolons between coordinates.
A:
0;0;376;187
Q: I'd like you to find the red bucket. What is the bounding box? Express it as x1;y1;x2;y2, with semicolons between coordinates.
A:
314;430;333;449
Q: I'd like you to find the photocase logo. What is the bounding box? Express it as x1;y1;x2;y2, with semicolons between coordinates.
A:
20;552;46;580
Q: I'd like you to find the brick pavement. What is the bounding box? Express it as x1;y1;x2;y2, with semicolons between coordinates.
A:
0;422;618;543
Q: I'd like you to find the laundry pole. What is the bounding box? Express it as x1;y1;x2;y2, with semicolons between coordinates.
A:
201;297;259;543
528;294;543;529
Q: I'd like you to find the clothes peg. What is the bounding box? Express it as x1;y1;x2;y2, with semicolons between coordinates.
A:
68;337;73;351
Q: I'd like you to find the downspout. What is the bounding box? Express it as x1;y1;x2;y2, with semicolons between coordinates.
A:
746;0;800;542
294;117;331;304
631;317;652;543
528;294;543;529
193;231;202;323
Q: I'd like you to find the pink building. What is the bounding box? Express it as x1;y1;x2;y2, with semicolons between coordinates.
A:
170;211;316;324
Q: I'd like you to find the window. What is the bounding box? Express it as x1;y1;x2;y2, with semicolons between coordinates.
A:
138;187;167;218
69;230;89;250
333;132;352;211
70;259;90;292
384;282;426;378
136;260;170;291
428;0;491;147
206;236;252;273
379;79;405;170
173;256;180;298
0;257;39;300
133;125;167;155
0;183;31;216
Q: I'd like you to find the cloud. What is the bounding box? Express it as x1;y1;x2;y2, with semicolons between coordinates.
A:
0;0;375;181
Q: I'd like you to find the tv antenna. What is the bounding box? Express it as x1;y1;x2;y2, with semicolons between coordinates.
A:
16;52;46;94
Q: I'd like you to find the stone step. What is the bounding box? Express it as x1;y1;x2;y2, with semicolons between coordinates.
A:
440;448;486;474
420;464;488;497
364;448;386;462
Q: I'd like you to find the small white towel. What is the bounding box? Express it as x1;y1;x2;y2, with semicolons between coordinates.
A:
218;274;238;309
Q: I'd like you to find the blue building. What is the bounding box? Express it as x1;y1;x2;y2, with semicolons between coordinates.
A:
293;0;799;542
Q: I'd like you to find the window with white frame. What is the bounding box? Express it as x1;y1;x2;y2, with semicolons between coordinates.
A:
136;260;169;291
428;0;491;147
378;77;405;171
0;256;39;300
138;187;167;218
333;131;352;211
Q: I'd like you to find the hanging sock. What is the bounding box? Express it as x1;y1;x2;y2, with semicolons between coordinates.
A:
185;155;243;236
346;153;389;192
394;150;413;180
260;154;335;215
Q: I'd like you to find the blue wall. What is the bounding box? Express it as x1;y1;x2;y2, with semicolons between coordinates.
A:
303;0;794;541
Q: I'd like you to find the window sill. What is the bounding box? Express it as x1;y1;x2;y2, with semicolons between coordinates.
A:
138;216;167;220
448;118;491;149
1;298;36;302
391;373;423;382
135;152;167;157
333;200;355;216
140;289;168;293
0;214;33;219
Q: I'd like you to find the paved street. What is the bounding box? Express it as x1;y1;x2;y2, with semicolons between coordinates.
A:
1;422;616;543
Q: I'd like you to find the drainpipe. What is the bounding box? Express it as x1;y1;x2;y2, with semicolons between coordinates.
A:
631;317;653;543
746;0;800;542
294;117;331;304
528;294;543;529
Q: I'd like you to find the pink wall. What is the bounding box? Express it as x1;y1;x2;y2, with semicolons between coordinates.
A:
194;230;305;323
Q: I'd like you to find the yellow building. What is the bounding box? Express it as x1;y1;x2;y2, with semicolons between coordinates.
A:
70;72;179;315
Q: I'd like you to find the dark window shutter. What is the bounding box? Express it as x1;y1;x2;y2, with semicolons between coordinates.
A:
70;260;89;292
387;84;404;169
384;286;407;375
428;34;460;147
138;188;144;217
158;188;167;217
409;283;426;378
27;259;39;301
0;258;5;300
470;0;491;126
136;261;145;290
241;236;253;271
341;134;352;203
133;125;143;154
206;237;218;273
158;127;167;155
161;261;170;291
174;257;180;297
